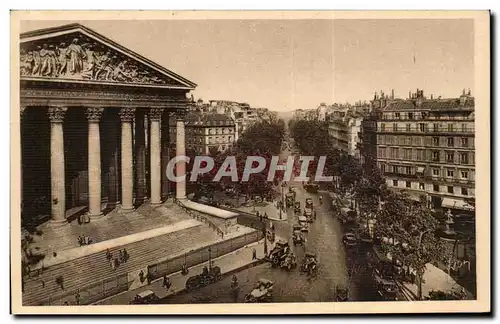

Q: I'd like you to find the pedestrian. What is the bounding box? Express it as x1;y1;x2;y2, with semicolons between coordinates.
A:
123;248;129;262
252;248;257;260
110;258;116;270
165;277;172;290
162;274;169;288
77;236;82;246
106;249;112;262
118;250;124;263
41;279;45;288
75;292;81;305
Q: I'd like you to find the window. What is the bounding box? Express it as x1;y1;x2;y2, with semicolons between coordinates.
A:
446;152;454;163
419;183;425;190
390;148;399;159
447;186;454;194
447;169;454;178
433;168;440;176
393;123;398;131
433;184;440;192
395;113;400;119
461;124;468;132
405;166;412;175
417;149;424;160
208;136;213;144
433;123;439;132
460;153;469;164
461;187;468;196
380;123;385;131
461;138;468;147
461;171;469;179
419;123;426;132
404;149;412;160
392;180;398;187
406;181;411;188
432;151;440;162
433;137;440;146
447;137;454;147
380;163;386;172
448;124;455;132
378;147;386;158
406;124;411;132
228;136;232;142
408;112;414;120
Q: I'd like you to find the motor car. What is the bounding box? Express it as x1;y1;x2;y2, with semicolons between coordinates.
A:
342;233;358;247
129;290;160;304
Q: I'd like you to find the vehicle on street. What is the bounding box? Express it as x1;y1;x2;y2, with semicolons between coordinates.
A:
305;198;314;209
303;207;314;222
342;233;358;247
336;286;350;301
285;192;295;208
298;215;309;232
294;201;301;214
244;279;274;303
280;252;297;271
300;252;318;277
374;275;399;301
185;265;222;291
339;207;356;224
268;241;291;267
292;225;305;245
304;182;320;193
129;290;160;304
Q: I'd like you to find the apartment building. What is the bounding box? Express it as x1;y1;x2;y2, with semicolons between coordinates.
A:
374;89;475;211
169;113;236;155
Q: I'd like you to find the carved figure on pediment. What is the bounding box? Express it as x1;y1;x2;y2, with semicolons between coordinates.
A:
66;38;86;75
57;42;69;76
111;59;130;82
32;46;42;75
94;51;114;81
20;49;34;76
81;43;98;79
40;44;58;77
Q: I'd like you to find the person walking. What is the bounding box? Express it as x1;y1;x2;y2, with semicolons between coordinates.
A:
252;248;257;260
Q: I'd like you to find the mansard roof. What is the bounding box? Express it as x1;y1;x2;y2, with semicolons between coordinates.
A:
20;23;197;90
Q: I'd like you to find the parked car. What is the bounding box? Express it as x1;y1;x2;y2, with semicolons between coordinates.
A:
129;290;160;304
342;233;358;247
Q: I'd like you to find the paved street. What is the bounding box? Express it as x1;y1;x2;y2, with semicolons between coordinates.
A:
159;135;381;303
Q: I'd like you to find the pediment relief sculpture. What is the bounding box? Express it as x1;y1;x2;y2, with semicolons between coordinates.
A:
20;34;183;87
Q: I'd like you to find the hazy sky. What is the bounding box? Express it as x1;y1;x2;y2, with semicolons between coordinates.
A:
21;19;474;112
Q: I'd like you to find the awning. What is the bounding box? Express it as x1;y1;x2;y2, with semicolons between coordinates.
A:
416;166;425;173
442;197;475;211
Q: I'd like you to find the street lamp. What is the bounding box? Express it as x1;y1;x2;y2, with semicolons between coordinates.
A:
262;220;268;255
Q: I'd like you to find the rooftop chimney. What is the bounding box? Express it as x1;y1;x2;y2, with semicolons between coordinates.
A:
391;89;395;99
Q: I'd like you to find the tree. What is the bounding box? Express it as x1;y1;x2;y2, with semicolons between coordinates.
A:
375;191;445;300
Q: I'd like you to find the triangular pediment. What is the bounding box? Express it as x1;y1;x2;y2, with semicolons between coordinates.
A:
20;24;196;89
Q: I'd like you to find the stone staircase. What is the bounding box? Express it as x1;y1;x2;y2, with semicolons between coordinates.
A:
22;223;221;306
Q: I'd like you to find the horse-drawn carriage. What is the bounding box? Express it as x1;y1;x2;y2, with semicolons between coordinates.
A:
185;265;222;291
244;279;274;303
300;252;318;277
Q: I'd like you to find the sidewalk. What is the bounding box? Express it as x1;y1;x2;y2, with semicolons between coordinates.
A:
237;201;288;222
95;239;269;305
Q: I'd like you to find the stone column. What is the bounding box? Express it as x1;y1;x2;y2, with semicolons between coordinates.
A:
134;110;147;205
48;106;68;225
161;111;170;199
119;108;136;212
149;108;164;205
86;107;104;219
175;111;187;200
107;113;120;209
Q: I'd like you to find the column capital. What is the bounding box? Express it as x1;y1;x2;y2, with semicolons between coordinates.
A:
119;107;136;122
48;106;68;123
86;107;105;122
171;110;187;121
149;108;164;121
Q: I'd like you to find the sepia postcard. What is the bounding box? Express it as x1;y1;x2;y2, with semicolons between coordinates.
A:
10;10;490;315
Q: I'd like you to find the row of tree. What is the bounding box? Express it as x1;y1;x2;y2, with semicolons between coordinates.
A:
184;118;286;200
289;118;445;300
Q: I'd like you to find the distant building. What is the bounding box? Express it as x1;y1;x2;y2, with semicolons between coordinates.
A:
169;113;236;155
365;88;475;211
327;113;364;157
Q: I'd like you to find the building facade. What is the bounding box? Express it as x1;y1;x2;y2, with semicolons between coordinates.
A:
373;89;475;211
169;113;236;155
20;24;196;226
